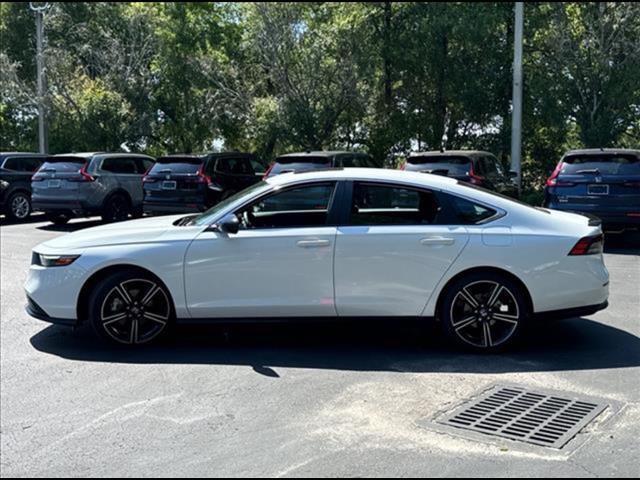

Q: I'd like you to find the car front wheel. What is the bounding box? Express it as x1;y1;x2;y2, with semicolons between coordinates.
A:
88;271;173;345
440;272;528;352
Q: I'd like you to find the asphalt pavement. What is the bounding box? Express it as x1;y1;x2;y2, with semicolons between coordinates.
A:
1;215;639;477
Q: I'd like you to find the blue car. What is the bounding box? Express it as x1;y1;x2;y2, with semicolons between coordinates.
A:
543;149;640;231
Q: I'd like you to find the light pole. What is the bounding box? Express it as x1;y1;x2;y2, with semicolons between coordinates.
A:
30;2;50;154
511;2;524;196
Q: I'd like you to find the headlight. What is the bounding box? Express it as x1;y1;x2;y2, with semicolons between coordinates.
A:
34;253;80;267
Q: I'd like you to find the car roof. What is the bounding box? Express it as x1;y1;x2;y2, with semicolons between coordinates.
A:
563;148;640;157
51;152;153;160
408;150;494;158
276;151;370;160
0;152;47;159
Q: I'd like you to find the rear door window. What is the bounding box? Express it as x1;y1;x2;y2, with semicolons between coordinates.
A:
561;154;640;175
349;182;442;225
39;158;87;172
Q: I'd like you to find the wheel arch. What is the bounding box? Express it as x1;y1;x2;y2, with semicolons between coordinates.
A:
102;188;132;209
433;266;534;321
76;264;176;323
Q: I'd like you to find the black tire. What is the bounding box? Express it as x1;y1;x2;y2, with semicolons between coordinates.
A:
440;272;529;353
88;270;174;345
46;212;71;225
102;193;131;223
6;191;31;221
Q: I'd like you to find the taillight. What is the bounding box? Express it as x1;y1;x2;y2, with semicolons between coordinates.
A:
545;161;574;187
468;163;484;185
31;174;44;182
568;234;603;256
68;164;94;182
195;164;211;184
262;163;274;179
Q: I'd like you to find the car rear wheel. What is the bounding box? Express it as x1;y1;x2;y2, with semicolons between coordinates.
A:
88;270;173;345
7;191;31;221
440;272;528;352
102;194;131;223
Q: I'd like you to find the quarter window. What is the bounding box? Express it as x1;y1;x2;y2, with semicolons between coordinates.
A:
237;182;336;229
349;183;442;225
447;194;497;224
101;158;139;174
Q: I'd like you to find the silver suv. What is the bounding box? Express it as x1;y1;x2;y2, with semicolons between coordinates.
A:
32;152;155;224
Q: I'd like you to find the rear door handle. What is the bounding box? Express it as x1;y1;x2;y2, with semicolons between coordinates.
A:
420;236;455;246
296;239;331;248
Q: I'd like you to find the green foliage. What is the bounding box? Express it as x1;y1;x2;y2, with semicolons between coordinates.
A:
1;1;638;189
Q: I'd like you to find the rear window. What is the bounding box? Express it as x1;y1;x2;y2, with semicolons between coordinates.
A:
561;154;640;175
406;156;471;175
149;158;202;175
275;156;331;165
40;157;87;172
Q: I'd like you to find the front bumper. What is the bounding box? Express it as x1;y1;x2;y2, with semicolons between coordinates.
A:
26;296;77;326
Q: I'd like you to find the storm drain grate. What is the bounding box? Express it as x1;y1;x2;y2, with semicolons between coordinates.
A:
438;385;607;449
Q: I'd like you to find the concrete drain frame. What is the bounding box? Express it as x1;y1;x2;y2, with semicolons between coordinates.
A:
423;384;620;452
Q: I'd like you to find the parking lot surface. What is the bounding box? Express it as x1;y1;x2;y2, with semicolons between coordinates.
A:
1;215;639;477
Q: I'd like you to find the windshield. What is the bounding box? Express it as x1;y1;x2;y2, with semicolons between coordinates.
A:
188;181;269;226
561;154;640;175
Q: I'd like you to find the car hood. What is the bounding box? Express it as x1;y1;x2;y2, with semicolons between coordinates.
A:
40;214;194;250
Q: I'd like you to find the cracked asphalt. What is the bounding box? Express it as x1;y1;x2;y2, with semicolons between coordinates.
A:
1;215;639;477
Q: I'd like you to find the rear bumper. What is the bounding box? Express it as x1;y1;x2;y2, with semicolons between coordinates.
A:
544;201;640;229
534;301;608;320
31;198;98;216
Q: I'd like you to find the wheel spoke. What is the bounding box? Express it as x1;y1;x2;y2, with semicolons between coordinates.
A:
143;312;167;324
459;288;479;308
130;318;138;344
493;313;519;324
141;284;159;306
454;315;477;331
116;284;133;304
483;323;493;347
102;312;127;324
487;284;503;308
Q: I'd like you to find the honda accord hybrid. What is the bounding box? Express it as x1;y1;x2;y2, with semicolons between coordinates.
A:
25;169;609;351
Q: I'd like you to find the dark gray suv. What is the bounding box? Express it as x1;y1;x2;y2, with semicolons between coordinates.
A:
32;152;155;224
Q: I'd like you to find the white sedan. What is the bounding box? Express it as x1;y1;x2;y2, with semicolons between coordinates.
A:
25;168;609;351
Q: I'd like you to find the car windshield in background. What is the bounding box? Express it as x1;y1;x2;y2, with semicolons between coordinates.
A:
407;156;471;175
189;181;269;226
561;155;640;175
150;158;202;174
40;158;86;172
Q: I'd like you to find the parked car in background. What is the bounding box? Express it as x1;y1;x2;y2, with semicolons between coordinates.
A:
401;150;519;198
32;152;155;225
0;152;46;221
143;152;260;215
26;168;608;351
263;151;380;178
544;148;640;232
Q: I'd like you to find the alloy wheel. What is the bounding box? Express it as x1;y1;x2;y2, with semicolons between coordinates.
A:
100;278;170;344
449;280;520;349
11;194;30;219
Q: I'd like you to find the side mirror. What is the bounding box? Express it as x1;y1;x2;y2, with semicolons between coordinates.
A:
216;213;240;235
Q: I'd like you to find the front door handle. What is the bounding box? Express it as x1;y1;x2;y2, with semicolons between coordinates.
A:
296;239;331;248
420;236;455;246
